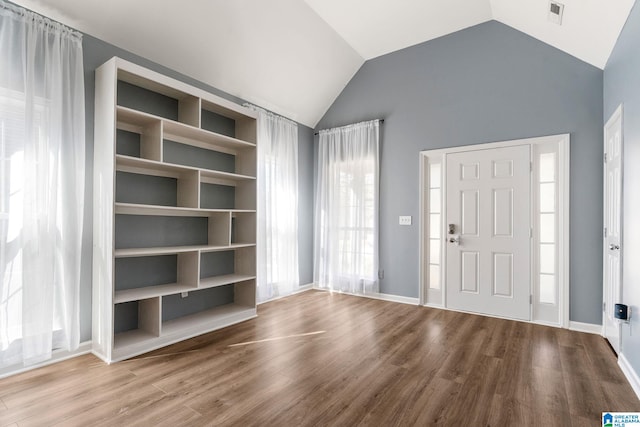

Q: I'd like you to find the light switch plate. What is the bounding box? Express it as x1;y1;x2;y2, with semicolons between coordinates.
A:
399;215;412;225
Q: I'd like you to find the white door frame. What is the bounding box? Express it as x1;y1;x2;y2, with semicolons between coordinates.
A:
602;104;623;351
419;134;570;327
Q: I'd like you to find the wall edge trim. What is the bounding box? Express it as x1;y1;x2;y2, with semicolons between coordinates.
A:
361;292;420;306
568;321;603;335
312;286;419;306
257;284;314;305
0;341;93;380
619;352;640;400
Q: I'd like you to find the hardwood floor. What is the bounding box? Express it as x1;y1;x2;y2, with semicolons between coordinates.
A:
0;290;638;426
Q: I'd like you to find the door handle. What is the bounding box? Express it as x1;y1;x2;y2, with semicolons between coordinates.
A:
449;235;460;246
609;244;620;250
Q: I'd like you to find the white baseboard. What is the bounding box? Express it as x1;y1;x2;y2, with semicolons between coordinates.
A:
311;286;419;306
361;292;420;306
568;321;602;335
532;320;563;329
257;284;314;305
0;340;93;380
422;302;444;309
619;353;640;400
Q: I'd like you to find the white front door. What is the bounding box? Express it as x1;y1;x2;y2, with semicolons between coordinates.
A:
603;105;623;354
445;145;531;320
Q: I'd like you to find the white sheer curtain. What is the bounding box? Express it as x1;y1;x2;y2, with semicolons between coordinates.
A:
246;105;299;302
0;1;85;367
314;120;379;295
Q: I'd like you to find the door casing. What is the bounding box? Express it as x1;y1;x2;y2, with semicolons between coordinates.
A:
419;134;570;327
603;104;623;353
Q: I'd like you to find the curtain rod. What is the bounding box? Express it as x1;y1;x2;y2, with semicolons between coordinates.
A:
314;119;384;136
0;0;83;38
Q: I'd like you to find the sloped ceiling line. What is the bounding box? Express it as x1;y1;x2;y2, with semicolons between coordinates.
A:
8;0;636;127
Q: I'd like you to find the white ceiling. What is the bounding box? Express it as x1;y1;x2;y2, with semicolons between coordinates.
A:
10;0;636;127
304;0;493;60
489;0;636;69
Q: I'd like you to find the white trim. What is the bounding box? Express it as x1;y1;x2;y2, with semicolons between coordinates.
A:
619;353;640;400
419;134;570;327
257;284;314;305
360;292;420;306
421;302;543;326
532;319;563;329
0;341;93;380
418;153;427;306
423;303;579;332
419;134;570;156
423;306;603;334
312;286;420;306
423;302;445;309
560;138;571;328
91;348;110;364
602;103;624;349
568;321;603;335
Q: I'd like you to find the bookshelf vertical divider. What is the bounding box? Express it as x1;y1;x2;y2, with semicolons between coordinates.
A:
92;57;258;363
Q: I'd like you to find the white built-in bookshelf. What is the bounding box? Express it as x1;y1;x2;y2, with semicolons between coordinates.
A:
92;57;258;363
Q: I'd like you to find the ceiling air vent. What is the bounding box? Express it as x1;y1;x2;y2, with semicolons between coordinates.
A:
548;1;564;25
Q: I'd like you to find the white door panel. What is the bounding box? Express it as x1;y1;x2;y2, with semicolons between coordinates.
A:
604;106;623;354
461;251;479;293
461;190;479;235
446;145;531;320
493;253;513;297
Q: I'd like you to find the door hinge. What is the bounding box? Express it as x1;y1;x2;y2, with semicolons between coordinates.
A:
604;227;608;238
530;295;533;305
603;301;606;312
604;152;608;163
530;227;533;238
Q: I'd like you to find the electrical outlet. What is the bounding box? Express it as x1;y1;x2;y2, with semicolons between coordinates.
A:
399;215;412;226
181;292;188;298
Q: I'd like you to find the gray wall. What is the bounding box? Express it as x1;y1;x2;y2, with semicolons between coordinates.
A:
298;125;315;285
80;34;315;341
604;2;640;382
316;20;604;324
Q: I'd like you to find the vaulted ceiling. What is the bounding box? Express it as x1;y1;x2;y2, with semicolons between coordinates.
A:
11;0;636;127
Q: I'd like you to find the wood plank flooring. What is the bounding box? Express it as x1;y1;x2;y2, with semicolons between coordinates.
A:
0;290;638;426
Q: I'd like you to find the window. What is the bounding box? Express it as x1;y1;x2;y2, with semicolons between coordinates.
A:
428;161;442;290
538;152;557;305
0;2;85;368
249;105;299;303
314;120;379;295
531;138;569;325
335;160;376;281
